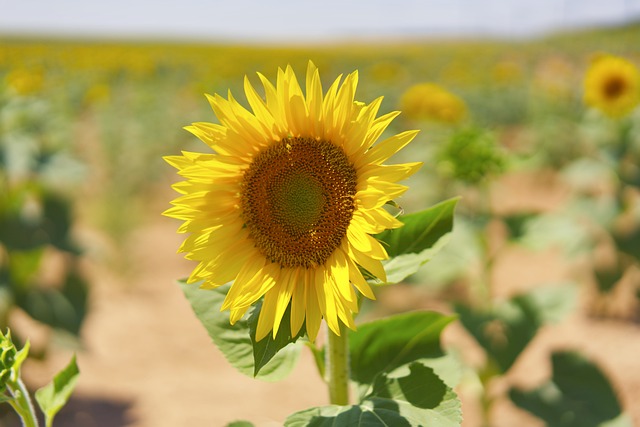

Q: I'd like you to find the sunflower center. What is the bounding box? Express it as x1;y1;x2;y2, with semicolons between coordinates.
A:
241;137;358;268
272;173;325;233
603;75;626;99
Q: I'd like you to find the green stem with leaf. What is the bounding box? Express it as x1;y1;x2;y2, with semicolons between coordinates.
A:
7;378;39;427
327;323;350;405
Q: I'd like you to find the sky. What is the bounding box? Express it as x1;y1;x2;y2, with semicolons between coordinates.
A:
2;0;640;43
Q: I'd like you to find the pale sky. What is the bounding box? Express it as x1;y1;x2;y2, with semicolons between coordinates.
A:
2;0;640;43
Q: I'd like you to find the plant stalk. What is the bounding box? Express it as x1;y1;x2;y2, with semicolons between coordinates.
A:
326;323;350;405
8;378;39;427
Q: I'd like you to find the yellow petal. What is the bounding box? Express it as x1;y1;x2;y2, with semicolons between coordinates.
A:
229;305;250;325
314;267;340;335
304;270;322;342
344;244;376;300
347;242;387;283
290;269;307;336
272;268;297;337
256;287;278;341
305;61;323;136
364;130;420;165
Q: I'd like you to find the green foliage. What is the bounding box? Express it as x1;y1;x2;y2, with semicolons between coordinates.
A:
285;362;461;427
510;351;632;427
246;300;306;377
594;258;627;294
179;281;302;381
456;286;577;373
349;311;456;386
226;422;255;427
437;127;507;184
35;355;80;427
376;198;458;284
0;90;89;346
0;329;78;426
0;330;17;390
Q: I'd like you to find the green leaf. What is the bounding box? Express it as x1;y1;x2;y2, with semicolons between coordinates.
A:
381;235;453;285
398;350;464;390
285;362;461;427
456;299;536;374
524;284;578;325
0;394;14;403
501;212;537;240
0;191;79;253
12;340;30;380
613;224;640;263
375;198;458;284
225;421;255;427
510;351;632;427
377;198;458;258
519;212;594;257
41;194;80;254
456;285;577;373
16;274;88;336
594;258;626;294
35;354;79;427
6;248;44;288
179;281;301;381
247;300;306;377
349;311;456;386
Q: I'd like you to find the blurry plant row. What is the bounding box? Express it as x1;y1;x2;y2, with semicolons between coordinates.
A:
391;52;639;427
0;83;83;424
0;82;88;350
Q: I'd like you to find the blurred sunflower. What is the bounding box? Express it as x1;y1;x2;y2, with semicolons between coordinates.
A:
4;67;44;96
165;62;420;341
399;83;466;124
584;54;640;118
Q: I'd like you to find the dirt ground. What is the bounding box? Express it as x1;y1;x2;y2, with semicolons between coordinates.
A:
10;174;640;427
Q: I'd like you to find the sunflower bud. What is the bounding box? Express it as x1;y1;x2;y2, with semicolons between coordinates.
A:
0;330;17;391
438;128;506;184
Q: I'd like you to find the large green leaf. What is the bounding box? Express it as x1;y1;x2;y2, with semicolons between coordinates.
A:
35;354;79;427
519;212;594;258
375;198;458;284
376;198;458;258
510;351;632;427
349;311;456;386
284;362;461;427
594;258;626;294
179;281;301;381
0;191;79;253
16;269;88;336
456;285;576;373
613;224;640;263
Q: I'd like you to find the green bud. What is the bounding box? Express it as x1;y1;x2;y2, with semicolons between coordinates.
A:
438;127;507;184
0;330;17;391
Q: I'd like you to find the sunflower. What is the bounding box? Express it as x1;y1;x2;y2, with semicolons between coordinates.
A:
165;62;420;341
584;54;640;118
399;83;466;124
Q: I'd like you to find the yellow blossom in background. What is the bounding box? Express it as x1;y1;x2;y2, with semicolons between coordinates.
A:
83;82;111;106
584;54;640;118
399;82;466;124
165;62;421;341
492;60;523;85
4;67;44;96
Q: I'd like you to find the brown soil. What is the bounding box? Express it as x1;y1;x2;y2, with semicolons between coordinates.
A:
12;174;640;427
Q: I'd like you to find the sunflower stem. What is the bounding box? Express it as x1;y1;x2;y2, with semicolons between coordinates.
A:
7;378;39;427
327;323;350;405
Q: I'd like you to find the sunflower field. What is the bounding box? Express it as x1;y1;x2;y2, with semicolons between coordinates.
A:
0;22;639;427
